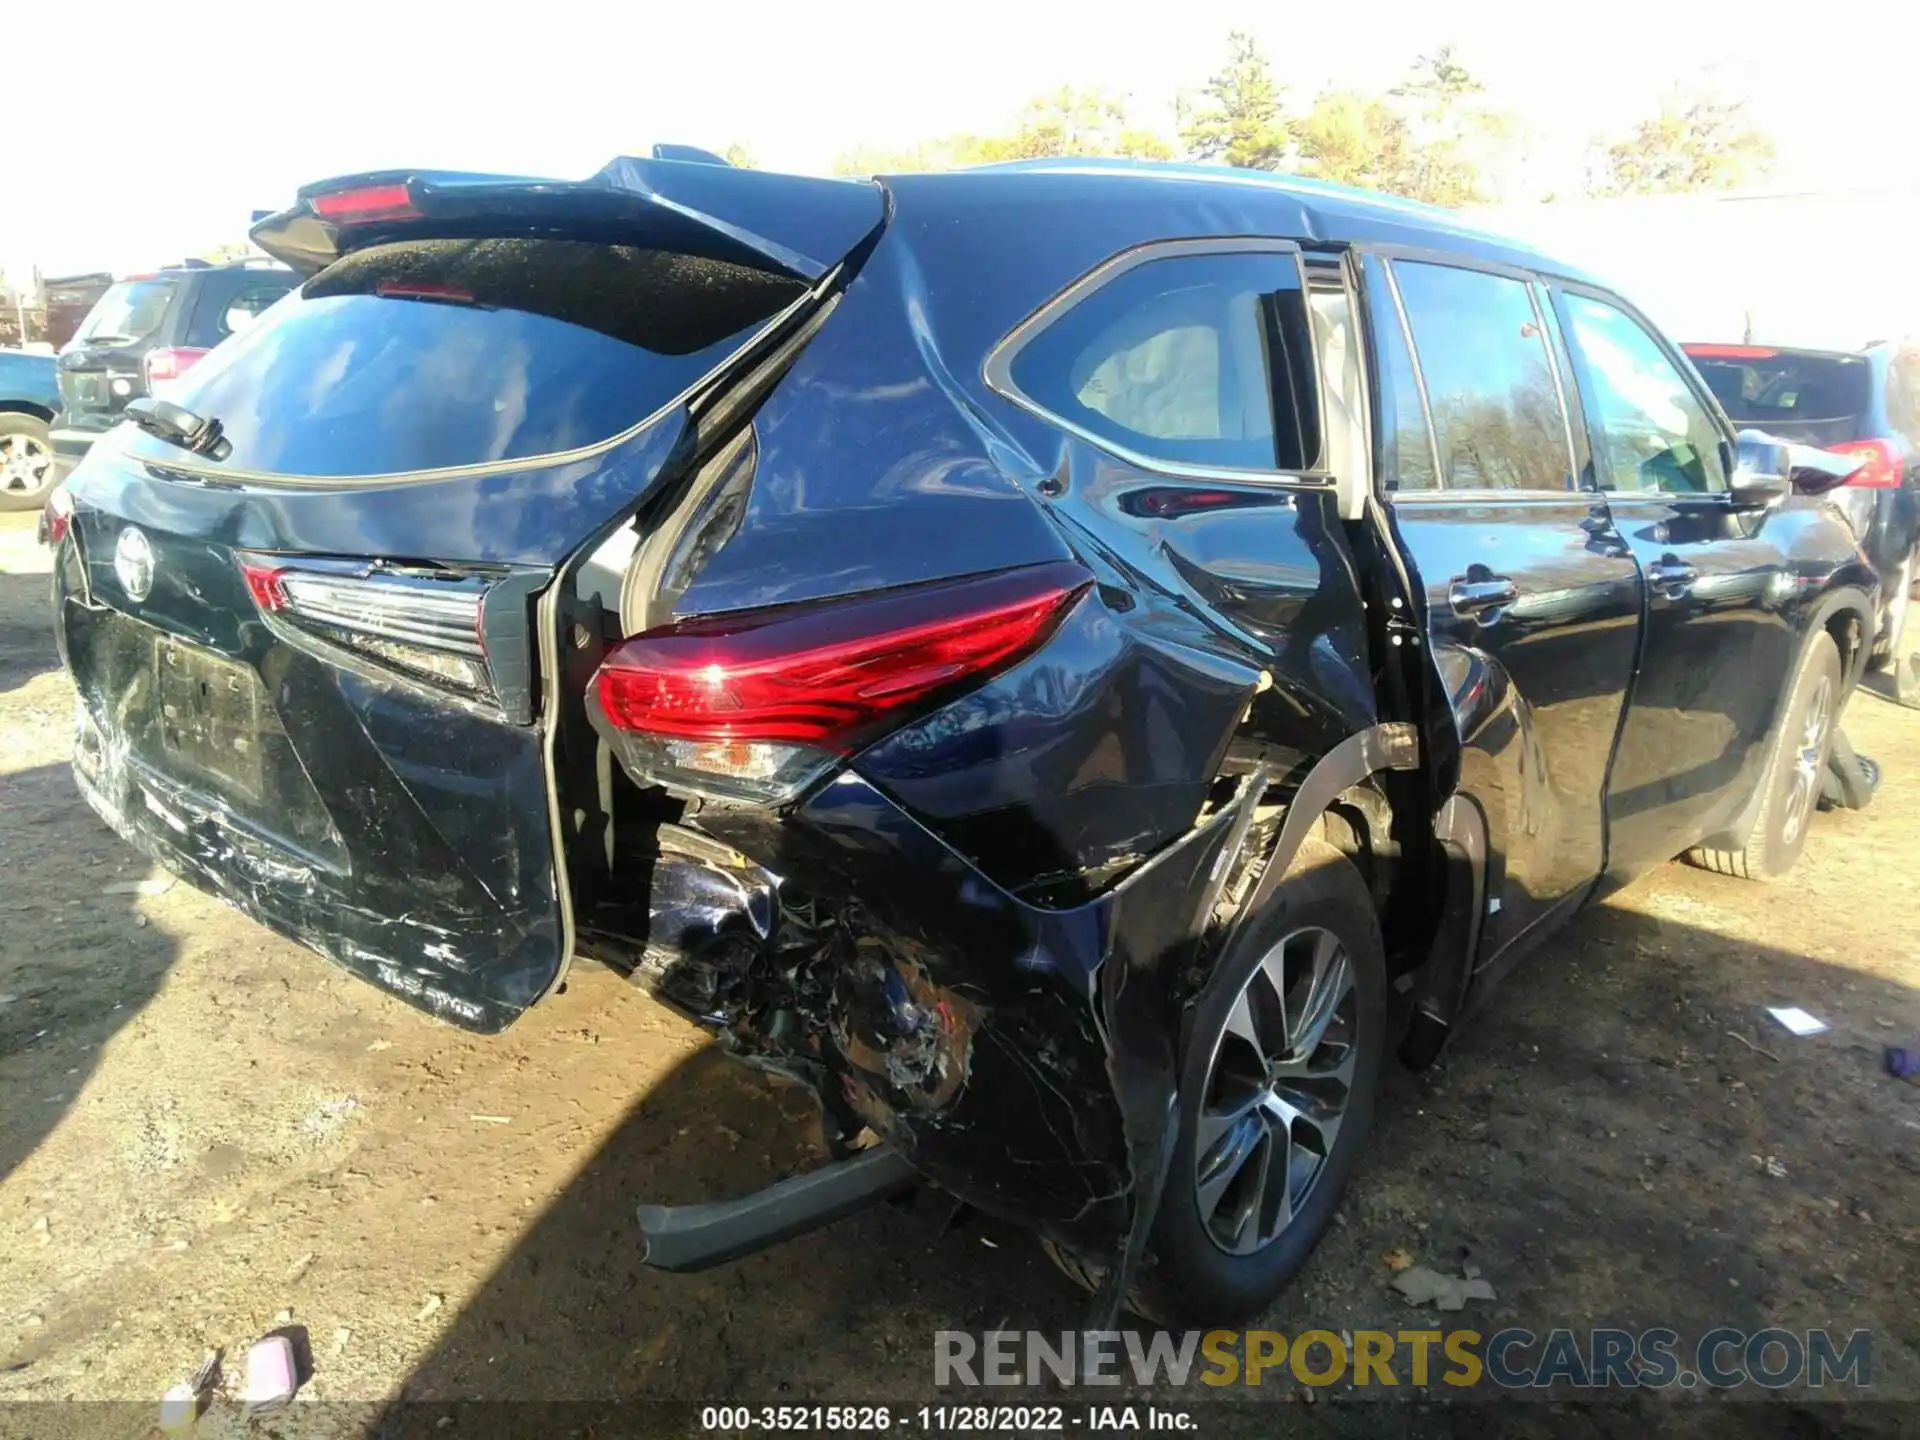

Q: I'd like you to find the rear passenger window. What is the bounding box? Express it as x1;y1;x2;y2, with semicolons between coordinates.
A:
1002;249;1317;472
221;281;291;337
1362;264;1436;491
1392;261;1573;492
1561;293;1729;495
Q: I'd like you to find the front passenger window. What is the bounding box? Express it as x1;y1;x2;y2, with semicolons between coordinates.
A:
1560;293;1729;495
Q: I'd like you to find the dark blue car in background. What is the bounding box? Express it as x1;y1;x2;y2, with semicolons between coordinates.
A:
48;154;1876;1324
0;346;59;511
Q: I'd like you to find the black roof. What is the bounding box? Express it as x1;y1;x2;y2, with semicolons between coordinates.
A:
884;159;1607;287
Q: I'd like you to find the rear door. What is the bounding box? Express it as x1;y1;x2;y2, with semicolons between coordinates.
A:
1361;253;1643;964
58;194;873;1030
1555;288;1796;881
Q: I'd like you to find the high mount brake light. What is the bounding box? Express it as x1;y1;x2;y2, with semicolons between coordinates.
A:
594;563;1090;803
310;184;421;225
1684;344;1780;360
1829;438;1904;489
238;556;493;698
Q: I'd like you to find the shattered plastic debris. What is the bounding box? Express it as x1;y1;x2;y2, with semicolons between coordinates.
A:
1392;1264;1497;1311
1884;1046;1918;1079
242;1334;297;1413
414;1293;444;1322
1766;1007;1829;1037
1383;1247;1415;1271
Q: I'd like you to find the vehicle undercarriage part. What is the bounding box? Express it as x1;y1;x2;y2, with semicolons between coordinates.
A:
636;1145;919;1272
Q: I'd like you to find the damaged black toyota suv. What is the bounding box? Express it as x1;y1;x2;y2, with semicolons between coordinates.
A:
51;153;1876;1325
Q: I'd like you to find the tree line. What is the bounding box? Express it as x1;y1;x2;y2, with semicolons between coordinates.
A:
790;33;1774;205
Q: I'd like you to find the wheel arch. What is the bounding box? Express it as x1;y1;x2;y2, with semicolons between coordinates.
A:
0;401;55;425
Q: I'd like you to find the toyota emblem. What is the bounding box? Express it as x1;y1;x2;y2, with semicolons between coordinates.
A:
114;526;155;602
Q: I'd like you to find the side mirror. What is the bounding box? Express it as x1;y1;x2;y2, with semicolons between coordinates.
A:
1732;428;1861;502
1728;431;1793;510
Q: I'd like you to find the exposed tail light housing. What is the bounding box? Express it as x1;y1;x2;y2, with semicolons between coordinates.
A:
238;555;493;699
144;346;212;389
594;563;1090;803
1829;438;1904;489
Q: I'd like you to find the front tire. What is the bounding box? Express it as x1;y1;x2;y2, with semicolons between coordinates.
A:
0;413;56;512
1133;838;1386;1326
1688;631;1842;882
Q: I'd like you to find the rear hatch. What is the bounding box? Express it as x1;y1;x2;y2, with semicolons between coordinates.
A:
57;159;883;1030
56;276;180;431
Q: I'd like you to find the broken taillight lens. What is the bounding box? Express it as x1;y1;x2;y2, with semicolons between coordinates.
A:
594;563;1089;803
238;556;493;699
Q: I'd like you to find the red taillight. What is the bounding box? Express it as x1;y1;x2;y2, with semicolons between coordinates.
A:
40;488;73;547
144;346;211;386
310;184;421;225
236;554;493;699
1829;438;1904;489
1684;344;1780;360
595;565;1088;803
240;560;289;611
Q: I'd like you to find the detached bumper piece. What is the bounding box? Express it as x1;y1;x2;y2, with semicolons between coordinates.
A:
636;1146;918;1272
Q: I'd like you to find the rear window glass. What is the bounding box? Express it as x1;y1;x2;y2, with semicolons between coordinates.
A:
1004;250;1316;472
77;279;176;346
139;238;804;478
1689;351;1872;427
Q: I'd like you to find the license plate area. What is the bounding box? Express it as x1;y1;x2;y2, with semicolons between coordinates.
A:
155;638;265;800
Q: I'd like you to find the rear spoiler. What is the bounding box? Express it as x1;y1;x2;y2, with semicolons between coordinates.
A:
249;152;886;282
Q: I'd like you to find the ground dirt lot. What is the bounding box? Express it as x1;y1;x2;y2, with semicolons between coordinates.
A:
2;509;1917;1437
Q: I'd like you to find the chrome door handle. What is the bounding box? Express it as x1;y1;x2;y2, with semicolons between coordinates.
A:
1448;576;1519;620
1647;560;1697;593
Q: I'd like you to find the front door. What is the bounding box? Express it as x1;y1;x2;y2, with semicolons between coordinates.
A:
1549;286;1798;884
1362;255;1643;962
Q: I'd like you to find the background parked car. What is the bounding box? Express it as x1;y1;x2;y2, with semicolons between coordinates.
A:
0;346;59;511
1685;340;1920;666
51;259;295;485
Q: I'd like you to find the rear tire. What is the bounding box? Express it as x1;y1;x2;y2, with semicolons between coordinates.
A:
1131;838;1386;1326
1687;631;1842;882
0;413;55;512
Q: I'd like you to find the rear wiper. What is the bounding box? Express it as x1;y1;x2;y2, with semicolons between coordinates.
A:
124;396;230;460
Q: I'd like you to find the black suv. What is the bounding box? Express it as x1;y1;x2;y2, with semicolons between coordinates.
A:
50;260;295;483
51;157;1878;1325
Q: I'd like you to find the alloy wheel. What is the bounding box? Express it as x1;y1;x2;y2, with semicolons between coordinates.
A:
1781;673;1833;847
0;432;52;501
1192;925;1357;1256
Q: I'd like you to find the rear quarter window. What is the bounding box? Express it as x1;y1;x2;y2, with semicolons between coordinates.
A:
993;247;1319;473
186;273;296;347
137;238;805;479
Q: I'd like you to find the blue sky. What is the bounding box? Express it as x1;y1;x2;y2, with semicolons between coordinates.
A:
6;0;1909;278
